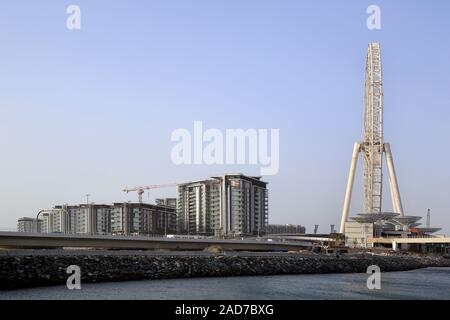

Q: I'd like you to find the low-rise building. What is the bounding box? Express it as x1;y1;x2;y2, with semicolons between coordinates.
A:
17;217;41;233
34;210;69;234
111;202;177;236
344;212;442;250
267;224;306;235
156;198;177;208
18;201;175;237
344;221;374;248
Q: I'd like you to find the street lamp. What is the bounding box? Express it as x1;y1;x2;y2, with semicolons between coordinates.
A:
35;210;46;233
36;208;68;233
164;209;168;237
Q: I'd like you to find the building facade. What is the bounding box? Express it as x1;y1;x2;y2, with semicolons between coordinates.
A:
37;210;69;234
16;174;268;238
156;198;177;208
110;203;177;236
17;202;175;236
177;179;220;235
177;174;268;237
54;204;111;235
17;217;41;233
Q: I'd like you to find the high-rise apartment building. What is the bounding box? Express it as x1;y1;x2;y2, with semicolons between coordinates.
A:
177;174;268;237
177;179;220;235
54;204;110;234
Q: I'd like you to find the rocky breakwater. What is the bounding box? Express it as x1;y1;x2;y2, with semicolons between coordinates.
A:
1;251;449;290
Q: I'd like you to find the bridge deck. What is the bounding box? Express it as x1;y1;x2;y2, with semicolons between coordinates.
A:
0;232;312;251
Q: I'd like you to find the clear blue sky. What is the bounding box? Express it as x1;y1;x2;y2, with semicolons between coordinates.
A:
0;0;449;234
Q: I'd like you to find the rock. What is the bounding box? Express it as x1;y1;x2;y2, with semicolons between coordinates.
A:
1;252;449;290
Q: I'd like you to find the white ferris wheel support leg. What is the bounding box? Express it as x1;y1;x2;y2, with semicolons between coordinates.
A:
340;142;361;234
384;143;404;216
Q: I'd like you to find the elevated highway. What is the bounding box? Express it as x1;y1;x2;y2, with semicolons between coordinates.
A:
266;234;335;243
0;232;312;251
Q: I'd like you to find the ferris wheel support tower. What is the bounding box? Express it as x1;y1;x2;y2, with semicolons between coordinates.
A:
339;43;404;234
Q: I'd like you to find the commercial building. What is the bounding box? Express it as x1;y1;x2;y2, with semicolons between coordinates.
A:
344;213;441;249
177;174;268;237
344;221;374;248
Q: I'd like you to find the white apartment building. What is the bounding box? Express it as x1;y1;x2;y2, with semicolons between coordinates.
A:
17;217;41;233
38;210;69;234
110;202;177;235
177;174;268;237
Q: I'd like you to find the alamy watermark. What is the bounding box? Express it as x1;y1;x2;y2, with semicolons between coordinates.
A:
366;265;381;290
66;5;81;30
171;121;280;175
367;5;381;30
66;265;81;290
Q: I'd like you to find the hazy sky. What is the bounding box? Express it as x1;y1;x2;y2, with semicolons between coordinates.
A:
0;0;449;234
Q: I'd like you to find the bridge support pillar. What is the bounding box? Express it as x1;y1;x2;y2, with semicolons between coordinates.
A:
392;241;398;251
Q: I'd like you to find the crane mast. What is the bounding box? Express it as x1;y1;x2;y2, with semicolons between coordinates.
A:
123;183;178;204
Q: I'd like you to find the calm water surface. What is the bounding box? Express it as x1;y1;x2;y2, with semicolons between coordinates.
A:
1;267;449;300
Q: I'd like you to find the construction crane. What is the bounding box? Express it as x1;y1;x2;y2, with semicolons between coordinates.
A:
123;182;188;204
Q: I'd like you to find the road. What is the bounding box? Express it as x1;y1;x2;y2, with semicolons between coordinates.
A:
0;232;312;252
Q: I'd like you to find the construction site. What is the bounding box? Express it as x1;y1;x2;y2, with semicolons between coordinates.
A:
7;43;450;255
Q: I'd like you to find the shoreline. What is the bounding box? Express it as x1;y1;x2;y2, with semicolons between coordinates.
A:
1;250;449;290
